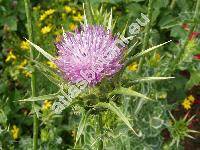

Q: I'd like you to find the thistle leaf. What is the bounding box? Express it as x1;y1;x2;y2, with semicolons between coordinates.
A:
107;8;112;31
26;39;55;61
133;40;172;59
18;93;59;102
132;77;175;83
126;41;138;57
126;40;172;67
96;102;141;137
109;87;152;100
83;3;88;26
188;129;200;134
75;110;91;145
33;60;63;86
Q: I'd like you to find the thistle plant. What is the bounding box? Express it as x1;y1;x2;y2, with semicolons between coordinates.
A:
18;1;198;149
167;112;199;148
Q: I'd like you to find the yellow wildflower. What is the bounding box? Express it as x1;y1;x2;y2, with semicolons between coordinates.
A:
11;125;20;140
33;5;40;11
46;61;57;69
73;13;83;22
72;9;76;14
155;53;161;61
71;130;76;137
18;59;28;69
168;120;173;126
64;6;72;13
41;25;52;34
42;100;52;110
22;70;32;78
182;99;192;110
5;51;16;62
20;41;30;50
69;23;76;31
54;29;62;36
55;35;62;42
159;92;167;99
128;62;138;71
39;9;56;21
187;95;195;103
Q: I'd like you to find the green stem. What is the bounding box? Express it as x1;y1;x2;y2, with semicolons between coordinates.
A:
84;0;94;24
24;0;38;150
137;0;154;73
170;0;176;9
175;0;200;66
97;114;103;150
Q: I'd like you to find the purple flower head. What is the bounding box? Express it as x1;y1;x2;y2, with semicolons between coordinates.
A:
54;25;124;86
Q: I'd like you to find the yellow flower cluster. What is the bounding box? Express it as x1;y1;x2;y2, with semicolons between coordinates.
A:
64;5;76;14
16;59;32;78
22;70;32;78
33;5;40;11
17;59;27;70
69;23;76;31
11;125;20;140
5;51;16;62
73;13;83;22
39;9;55;21
64;6;72;13
41;24;52;34
155;53;161;60
20;41;30;50
42;100;52;110
46;61;57;69
128;62;138;71
182;95;195;110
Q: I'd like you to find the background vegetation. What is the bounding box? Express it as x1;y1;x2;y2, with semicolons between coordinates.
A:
0;0;200;149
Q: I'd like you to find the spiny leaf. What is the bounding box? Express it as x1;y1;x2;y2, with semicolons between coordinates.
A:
132;77;175;83
33;60;63;86
133;40;172;59
126;40;172;67
121;22;128;37
109;87;152;100
188;129;200;134
185;71;200;90
126;41;138;58
107;8;112;31
26;39;55;61
18;93;59;102
75;110;91;145
96;102;141;137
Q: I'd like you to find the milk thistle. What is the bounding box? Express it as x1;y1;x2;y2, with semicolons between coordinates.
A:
54;25;124;85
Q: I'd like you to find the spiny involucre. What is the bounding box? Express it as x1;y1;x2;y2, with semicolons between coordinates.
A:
55;25;124;85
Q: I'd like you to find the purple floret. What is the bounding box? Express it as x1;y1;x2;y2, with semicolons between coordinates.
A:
54;25;124;86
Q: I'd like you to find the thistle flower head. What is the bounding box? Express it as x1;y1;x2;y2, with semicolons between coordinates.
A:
54;25;124;85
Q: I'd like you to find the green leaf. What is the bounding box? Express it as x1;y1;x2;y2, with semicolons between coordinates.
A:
109;87;152;100
132;41;172;59
186;71;200;89
26;39;55;61
0;16;17;31
75;110;91;145
96;102;141;137
33;60;63;86
126;41;171;66
107;8;112;31
0;109;7;125
18;93;59;102
170;26;187;39
132;77;175;83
